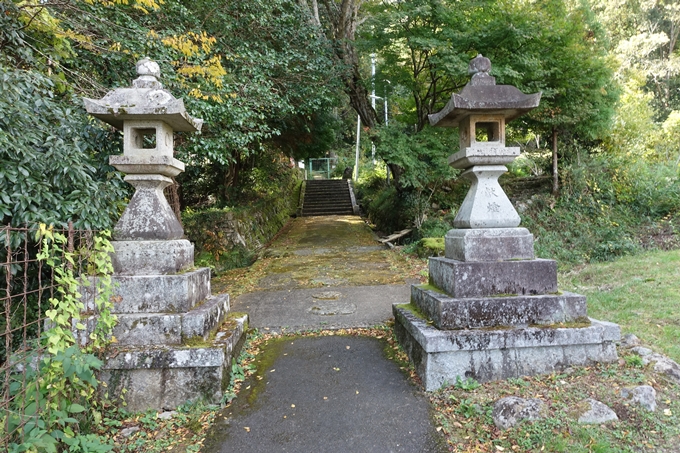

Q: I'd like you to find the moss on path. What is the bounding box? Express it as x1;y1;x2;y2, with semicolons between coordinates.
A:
212;215;425;296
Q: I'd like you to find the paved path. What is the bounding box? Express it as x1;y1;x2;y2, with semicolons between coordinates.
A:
202;336;445;453
202;215;444;453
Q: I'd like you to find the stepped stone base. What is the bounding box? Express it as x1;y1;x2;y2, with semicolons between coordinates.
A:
429;257;557;298
394;305;620;391
111;293;230;346
412;285;587;330
102;314;248;412
110;268;211;314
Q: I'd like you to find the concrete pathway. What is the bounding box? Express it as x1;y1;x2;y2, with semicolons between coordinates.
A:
201;215;444;452
201;336;445;453
235;284;410;332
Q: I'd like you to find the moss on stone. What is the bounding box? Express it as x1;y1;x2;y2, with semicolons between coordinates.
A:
413;237;445;258
415;283;447;295
395;303;430;322
531;318;592;329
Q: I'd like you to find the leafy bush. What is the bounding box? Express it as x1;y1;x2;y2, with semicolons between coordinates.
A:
519;154;680;265
0;66;127;230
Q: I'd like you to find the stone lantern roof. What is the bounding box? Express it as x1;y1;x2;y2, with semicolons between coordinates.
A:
428;55;541;128
83;57;203;132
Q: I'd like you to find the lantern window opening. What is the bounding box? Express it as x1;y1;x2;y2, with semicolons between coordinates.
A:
133;127;157;150
473;121;501;144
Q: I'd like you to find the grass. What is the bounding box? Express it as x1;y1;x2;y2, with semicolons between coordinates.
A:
560;249;680;362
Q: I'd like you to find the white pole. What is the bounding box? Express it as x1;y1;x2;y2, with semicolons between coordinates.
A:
354;114;361;181
371;54;376;164
384;93;388;125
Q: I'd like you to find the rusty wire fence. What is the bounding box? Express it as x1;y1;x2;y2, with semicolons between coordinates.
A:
0;224;101;448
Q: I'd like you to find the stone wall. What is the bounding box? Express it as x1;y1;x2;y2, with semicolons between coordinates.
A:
182;179;302;262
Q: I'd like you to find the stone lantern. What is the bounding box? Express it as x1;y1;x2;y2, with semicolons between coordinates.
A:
393;55;620;391
83;58;246;411
428;54;541;260
84;57;201;246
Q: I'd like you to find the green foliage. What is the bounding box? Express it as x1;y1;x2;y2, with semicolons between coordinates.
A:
183;163;301;272
453;376;481;391
624;354;645;368
374;123;457;190
4;225;117;452
363;0;618;141
0;66;127;229
593;0;680;120
519;153;680;265
363;186;407;233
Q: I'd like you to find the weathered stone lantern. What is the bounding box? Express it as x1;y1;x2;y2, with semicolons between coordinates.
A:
84;58;246;411
428;54;540;260
84;57;200;246
394;55;620;391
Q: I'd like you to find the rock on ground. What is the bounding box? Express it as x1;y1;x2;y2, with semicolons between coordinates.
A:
620;333;641;348
576;399;618;424
630;346;680;385
620;385;657;412
492;396;547;430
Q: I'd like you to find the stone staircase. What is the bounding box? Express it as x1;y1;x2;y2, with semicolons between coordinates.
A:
302;179;357;216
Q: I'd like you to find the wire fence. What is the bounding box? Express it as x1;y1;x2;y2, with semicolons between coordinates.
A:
0;224;101;448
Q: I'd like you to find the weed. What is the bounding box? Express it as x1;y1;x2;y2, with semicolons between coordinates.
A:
507;377;531;387
625;354;645;368
454;376;481;391
455;398;483;418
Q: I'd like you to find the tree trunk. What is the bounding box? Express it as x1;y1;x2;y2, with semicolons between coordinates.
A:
388;163;403;189
551;127;559;196
318;0;379;128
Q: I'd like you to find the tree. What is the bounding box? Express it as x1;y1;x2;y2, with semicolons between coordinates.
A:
363;0;618;194
13;0;345;204
593;0;680;119
300;0;380;128
1;2;127;229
